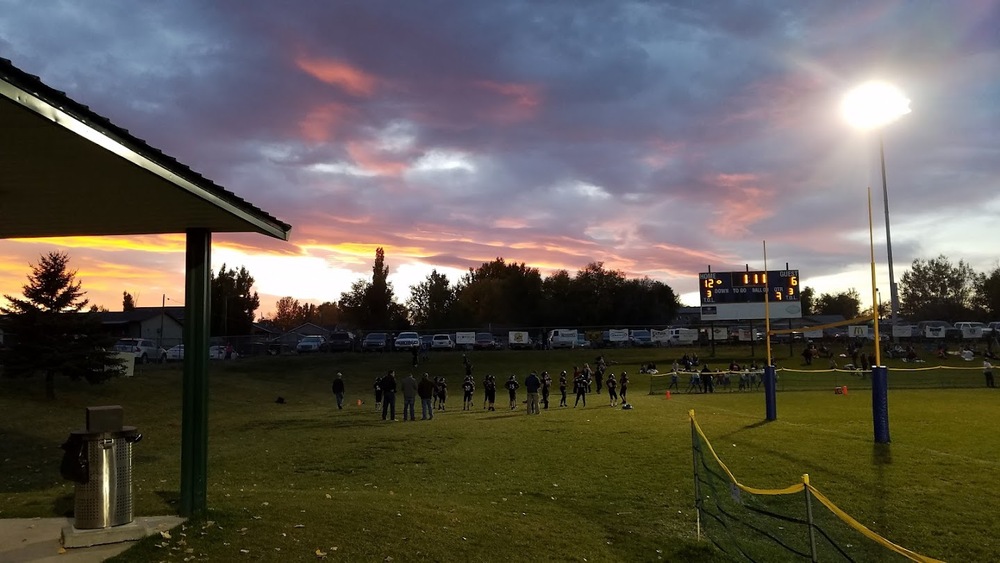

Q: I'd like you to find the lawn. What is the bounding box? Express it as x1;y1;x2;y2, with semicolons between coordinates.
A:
1;345;996;561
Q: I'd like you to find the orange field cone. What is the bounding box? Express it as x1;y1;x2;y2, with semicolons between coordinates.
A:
664;390;672;400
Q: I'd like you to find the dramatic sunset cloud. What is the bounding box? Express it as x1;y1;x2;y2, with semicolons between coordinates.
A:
1;1;998;317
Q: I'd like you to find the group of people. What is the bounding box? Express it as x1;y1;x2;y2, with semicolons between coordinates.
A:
367;371;454;421
333;355;635;421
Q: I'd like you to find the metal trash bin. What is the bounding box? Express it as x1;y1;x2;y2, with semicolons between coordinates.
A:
60;406;142;529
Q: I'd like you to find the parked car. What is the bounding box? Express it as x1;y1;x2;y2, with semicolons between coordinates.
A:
394;331;421;350
954;322;987;338
576;333;591;348
420;335;434;350
629;329;654;347
209;345;238;360
326;331;355;352
113;338;166;364
474;332;496;350
362;332;388;352
296;335;327;353
431;334;455;350
166;344;184;361
165;344;238;361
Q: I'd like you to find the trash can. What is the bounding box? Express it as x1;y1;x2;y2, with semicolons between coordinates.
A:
60;406;142;529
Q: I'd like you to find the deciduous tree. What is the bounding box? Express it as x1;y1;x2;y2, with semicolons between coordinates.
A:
899;255;980;321
211;265;260;336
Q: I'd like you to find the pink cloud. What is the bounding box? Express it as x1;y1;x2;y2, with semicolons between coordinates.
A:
704;173;775;238
295;55;379;97
473;80;543;123
298;102;352;142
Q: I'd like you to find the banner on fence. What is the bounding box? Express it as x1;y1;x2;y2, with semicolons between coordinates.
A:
455;331;476;345
508;331;530;345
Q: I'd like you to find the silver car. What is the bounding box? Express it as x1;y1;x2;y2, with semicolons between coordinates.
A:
113;338;166;364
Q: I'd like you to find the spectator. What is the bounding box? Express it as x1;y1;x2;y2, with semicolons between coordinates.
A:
331;372;345;410
984;359;995;388
401;373;418;421
381;370;397;421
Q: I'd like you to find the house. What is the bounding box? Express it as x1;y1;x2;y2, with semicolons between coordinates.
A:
97;306;185;349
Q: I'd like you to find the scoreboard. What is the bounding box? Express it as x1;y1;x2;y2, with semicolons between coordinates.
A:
699;270;802;321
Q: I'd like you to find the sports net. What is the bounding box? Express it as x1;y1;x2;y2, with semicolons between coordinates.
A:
689;410;944;562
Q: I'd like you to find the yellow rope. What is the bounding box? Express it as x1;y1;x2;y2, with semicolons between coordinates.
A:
690;410;947;562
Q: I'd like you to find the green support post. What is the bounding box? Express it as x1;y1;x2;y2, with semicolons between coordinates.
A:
181;229;211;517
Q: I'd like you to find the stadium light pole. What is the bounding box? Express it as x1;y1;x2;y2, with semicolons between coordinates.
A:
843;81;910;444
842;81;911;342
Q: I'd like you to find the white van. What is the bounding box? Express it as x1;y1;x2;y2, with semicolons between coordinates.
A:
666;328;698;346
547;329;578;349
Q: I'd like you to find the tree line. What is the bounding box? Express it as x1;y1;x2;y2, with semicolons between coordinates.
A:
799;255;999;323
263;248;681;332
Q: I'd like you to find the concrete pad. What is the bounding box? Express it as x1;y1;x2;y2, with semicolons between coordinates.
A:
0;515;185;562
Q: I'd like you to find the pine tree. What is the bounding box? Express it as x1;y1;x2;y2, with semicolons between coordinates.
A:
1;252;121;398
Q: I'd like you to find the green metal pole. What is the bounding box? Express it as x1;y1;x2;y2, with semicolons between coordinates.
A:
803;474;818;562
690;410;702;541
181;229;211;517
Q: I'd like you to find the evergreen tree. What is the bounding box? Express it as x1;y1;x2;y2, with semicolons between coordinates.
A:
122;291;136;311
0;252;121;398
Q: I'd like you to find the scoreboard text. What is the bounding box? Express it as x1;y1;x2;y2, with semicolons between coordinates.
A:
699;270;800;305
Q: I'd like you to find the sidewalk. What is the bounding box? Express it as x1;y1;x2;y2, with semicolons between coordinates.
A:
0;516;185;563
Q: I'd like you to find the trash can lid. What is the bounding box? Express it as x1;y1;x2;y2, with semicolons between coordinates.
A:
68;426;139;439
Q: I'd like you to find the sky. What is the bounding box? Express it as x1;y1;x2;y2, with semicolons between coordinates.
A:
1;1;998;318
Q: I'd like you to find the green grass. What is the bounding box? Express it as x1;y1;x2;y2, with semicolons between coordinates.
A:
1;346;997;561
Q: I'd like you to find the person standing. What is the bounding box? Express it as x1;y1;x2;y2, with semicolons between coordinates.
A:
483;374;491;409
619;371;629;404
381;370;397;421
985;359;996;388
540;371;552;409
559;371;568;407
525;371;541;415
373;375;383;412
505;375;520;410
418;373;435;420
606;373;618;407
436;376;448;411
331;372;346;410
462;376;475;411
485;375;497;411
574;372;587;407
411;345;419;368
595;361;604;394
401;372;418;421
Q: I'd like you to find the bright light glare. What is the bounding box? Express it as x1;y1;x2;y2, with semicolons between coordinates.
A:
841;81;911;130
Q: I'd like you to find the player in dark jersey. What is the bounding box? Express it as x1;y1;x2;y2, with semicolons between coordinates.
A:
505;375;520;410
462;376;475;410
559;371;568;407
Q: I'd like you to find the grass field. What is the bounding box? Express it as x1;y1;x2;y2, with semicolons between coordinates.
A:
1;345;997;561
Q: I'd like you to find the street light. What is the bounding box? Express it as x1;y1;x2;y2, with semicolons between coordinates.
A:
842;81;911;341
